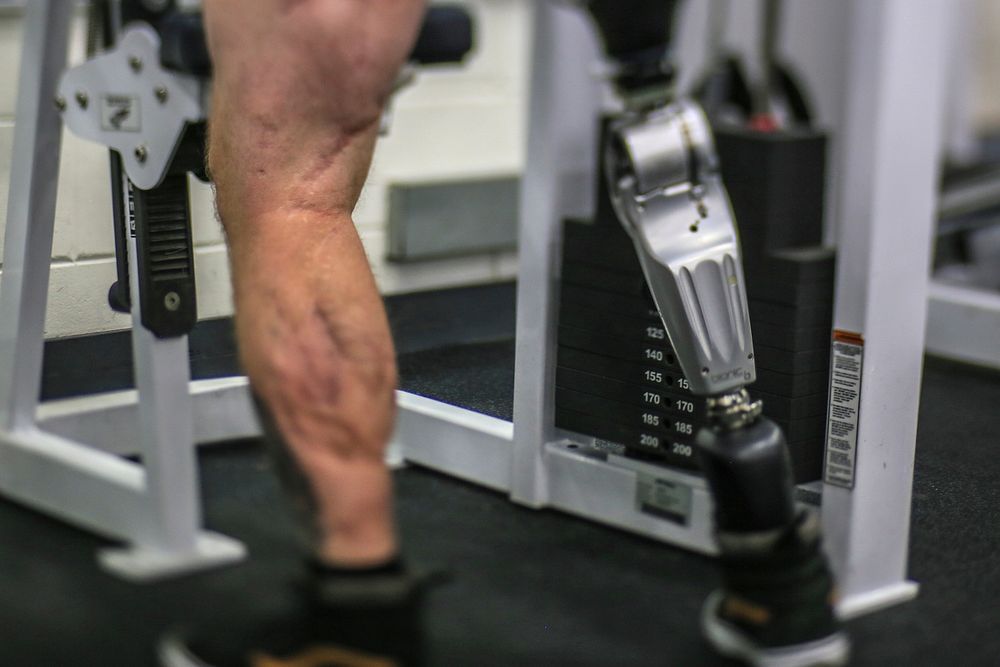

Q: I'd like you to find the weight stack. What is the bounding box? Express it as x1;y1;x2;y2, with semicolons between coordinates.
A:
557;217;825;483
557;218;704;472
745;247;834;482
716;125;835;482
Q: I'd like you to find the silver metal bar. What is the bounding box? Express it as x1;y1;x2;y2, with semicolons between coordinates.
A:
510;2;602;508
938;168;1000;220
0;0;72;431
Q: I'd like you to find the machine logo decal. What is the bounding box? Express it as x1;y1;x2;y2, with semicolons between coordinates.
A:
636;472;692;525
100;94;141;132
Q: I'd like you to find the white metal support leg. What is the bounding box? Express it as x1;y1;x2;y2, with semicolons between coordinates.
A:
0;0;69;430
97;233;245;579
0;0;244;581
510;1;603;507
822;0;951;618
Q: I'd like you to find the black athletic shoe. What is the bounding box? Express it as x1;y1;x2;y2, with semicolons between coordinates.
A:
159;561;433;667
702;510;850;667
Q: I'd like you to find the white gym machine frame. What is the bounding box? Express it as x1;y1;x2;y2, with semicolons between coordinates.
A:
0;0;950;615
394;0;952;620
0;0;254;581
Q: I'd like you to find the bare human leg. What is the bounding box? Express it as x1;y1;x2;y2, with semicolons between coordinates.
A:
203;0;426;567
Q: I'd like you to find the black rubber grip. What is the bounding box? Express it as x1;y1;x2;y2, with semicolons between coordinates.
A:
159;6;474;76
159;12;212;77
411;6;475;65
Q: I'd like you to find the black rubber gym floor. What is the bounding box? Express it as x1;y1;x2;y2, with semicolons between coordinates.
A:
3;292;1000;664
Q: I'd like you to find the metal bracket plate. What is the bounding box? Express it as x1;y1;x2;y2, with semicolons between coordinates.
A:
57;24;202;190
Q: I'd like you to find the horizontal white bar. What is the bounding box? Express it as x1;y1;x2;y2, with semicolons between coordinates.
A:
393;391;513;492
37;376;260;455
545;442;717;555
0;427;151;542
926;280;1000;369
838;580;919;620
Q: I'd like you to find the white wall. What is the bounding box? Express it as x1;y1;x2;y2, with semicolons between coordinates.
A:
0;0;530;339
3;0;1000;339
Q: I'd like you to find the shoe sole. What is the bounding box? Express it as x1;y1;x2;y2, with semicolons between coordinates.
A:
158;634;213;667
701;591;850;667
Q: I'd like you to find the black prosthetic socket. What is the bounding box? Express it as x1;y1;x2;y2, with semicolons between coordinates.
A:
585;0;682;93
696;412;843;654
696;416;797;534
713;510;840;648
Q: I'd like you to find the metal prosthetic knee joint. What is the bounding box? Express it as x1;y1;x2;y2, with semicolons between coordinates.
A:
605;100;797;535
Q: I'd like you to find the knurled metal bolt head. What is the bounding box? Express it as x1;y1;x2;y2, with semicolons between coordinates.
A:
74;91;88;109
134;145;148;163
164;292;181;311
154;86;169;103
54;96;67;111
129;55;143;72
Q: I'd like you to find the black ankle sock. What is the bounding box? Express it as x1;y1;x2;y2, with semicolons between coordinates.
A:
308;555;405;578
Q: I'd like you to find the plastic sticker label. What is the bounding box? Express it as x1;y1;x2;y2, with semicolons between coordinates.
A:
636;472;692;525
824;330;864;489
101;94;141;132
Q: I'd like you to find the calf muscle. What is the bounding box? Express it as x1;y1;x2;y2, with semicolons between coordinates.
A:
203;0;425;564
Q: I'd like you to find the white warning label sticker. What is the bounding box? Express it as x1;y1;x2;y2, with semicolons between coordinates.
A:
824;331;864;488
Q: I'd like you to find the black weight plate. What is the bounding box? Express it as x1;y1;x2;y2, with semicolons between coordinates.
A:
754;344;830;375
562;262;647;296
557;347;693;394
744;245;835;285
746;276;834;307
560;304;671;345
556;367;702;416
773;414;827;442
749;299;833;329
753;367;829;396
560;283;659;322
558;326;676;367
754;321;832;352
555;407;699;470
563;226;642;275
555;387;702;441
754;389;828;420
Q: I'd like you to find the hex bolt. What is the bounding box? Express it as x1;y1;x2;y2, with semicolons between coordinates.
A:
134;145;148;164
54;96;67;112
155;86;169;104
129;55;143;72
74;91;88;109
164;292;181;311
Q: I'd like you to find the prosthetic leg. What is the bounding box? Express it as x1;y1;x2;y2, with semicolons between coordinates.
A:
584;3;848;665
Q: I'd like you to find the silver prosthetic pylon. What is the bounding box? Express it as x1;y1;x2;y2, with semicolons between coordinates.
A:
605;100;755;398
